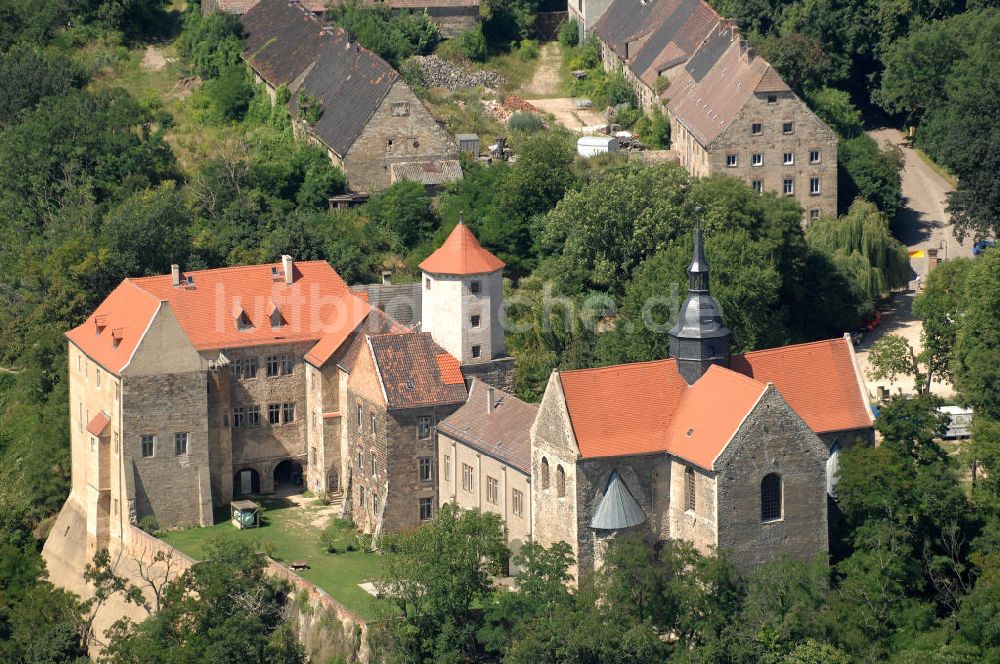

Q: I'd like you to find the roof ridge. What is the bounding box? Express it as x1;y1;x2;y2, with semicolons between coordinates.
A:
560;356;677;376
129;259;334;283
740;337;844;357
120;278;165;304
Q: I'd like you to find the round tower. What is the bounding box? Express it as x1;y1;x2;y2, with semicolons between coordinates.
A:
419;215;505;366
668;218;731;385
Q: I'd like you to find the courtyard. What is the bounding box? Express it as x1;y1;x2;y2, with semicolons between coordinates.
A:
158;494;383;619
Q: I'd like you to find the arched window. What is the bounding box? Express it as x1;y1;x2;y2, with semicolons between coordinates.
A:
826;440;841;497
684;467;696;512
541;457;550;491
761;473;782;522
556;465;565;498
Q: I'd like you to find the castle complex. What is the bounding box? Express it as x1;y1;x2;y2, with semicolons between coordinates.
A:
63;221;510;555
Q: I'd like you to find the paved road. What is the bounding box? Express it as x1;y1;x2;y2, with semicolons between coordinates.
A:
854;128;969;398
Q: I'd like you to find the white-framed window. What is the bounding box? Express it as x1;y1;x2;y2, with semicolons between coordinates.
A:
174;432;188;455
444;454;451;481
487;476;499;503
726;154;738;167
782;121;794;134
417;415;432;439
752;179;764;194
751;122;762;135
419;497;433;520
244;357;257;379
266;356;280;377
471;345;482;358
140;435;155;458
810;177;821;195
419;457;433;482
462;463;474;491
809;208;821;222
470;280;481;294
809;149;821;164
783;152;794;165
283;402;295;423
751;153;763;167
512;489;524;517
268;403;281;425
783;178;795;196
470;314;481;328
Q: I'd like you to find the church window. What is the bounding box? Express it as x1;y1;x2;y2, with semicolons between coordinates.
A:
541;457;550;491
685;467;696;512
761;473;782;521
556;465;566;498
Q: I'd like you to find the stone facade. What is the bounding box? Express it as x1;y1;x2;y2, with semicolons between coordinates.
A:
343;80;460;193
425;6;478;38
531;373;832;580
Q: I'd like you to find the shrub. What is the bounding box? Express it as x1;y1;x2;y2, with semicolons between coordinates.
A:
176;7;243;80
440;24;488;62
507;111;544;133
516;38;540;60
328;3;438;68
604;72;637;107
138;515;159;534
197;64;255;122
558;18;580;48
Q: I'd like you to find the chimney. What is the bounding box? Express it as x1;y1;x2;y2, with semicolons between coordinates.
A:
487;386;496;414
381;270;392;285
281;255;294;285
171;264;181;287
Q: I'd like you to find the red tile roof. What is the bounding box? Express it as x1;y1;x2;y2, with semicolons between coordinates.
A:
558;337;871;467
419;223;504;275
86;411;112;437
434;353;465;385
369;333;467;409
68;261;371;374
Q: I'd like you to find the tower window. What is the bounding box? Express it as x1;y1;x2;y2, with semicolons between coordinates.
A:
470;280;481;294
470;314;480;328
425;277;431;290
471;345;481;358
685;467;696;512
761;473;782;521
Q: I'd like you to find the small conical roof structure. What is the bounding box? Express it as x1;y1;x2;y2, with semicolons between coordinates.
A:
590;470;646;530
419;213;505;275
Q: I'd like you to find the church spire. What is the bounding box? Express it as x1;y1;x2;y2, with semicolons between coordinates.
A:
668;209;731;385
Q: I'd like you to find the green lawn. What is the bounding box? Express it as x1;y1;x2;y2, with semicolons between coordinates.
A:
159;497;383;619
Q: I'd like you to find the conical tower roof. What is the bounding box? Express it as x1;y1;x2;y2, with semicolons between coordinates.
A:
419;215;505;276
590;470;647;530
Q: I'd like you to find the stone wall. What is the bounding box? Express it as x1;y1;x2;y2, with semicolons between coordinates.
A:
207;366;234;506
426;6;478;38
708;91;838;221
460;357;516;392
122;371;213;530
529;373;581;578
670;115;712;178
344;80;459;193
666;458;717;555
714;386;829;571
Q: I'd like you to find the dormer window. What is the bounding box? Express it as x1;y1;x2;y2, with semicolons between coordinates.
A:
95;314;109;334
111;328;124;349
236;311;253;331
269;302;284;329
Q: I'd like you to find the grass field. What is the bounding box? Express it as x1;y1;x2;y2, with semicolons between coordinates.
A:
159;496;383;619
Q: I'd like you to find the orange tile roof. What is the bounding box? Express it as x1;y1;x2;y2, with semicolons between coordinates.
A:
86;411;112;437
419;222;504;275
434;353;465;385
730;337;873;434
66;281;163;374
558;337;872;467
68;261;371;374
304;307;371;367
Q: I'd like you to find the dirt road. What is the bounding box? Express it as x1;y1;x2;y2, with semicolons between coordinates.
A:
520;41;563;98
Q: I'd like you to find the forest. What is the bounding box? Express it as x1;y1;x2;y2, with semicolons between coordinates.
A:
0;0;997;659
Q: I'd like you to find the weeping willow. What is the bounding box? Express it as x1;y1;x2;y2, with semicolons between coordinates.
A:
806;199;911;308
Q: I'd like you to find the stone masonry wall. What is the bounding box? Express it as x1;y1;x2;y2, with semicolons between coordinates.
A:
709;91;838;221
530;374;581;578
344;80;459;193
666;458;718;554
426;6;478;38
714;386;829;571
207;365;234;506
122;371;212;530
460;358;516;393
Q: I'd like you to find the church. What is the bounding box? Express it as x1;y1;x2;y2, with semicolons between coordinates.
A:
529;225;875;578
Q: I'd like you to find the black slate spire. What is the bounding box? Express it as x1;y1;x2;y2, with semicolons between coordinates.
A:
668;210;731;384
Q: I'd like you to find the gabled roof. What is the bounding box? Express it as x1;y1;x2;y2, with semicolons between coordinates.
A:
69;261;370;374
241;0;333;87
557;337;872;468
437;379;538;474
590;471;647;529
333;307;408;372
368;333;467;409
66;281;162;374
419;222;504;275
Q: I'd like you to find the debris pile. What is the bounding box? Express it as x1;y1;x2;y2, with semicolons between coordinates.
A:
410;56;505;91
617;134;648;151
482;96;541;123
